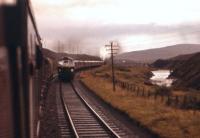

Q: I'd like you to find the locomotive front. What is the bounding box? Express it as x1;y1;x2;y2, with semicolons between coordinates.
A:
58;57;75;81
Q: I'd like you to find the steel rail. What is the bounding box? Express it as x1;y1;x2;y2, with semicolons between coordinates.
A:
60;85;79;138
71;83;121;138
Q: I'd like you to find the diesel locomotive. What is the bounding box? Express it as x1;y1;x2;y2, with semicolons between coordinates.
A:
58;57;104;81
58;57;75;81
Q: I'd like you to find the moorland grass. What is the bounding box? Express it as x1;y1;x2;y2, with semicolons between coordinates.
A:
81;71;200;138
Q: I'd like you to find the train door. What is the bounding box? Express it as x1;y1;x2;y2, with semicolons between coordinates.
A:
0;9;14;138
0;3;30;138
27;18;41;138
27;33;43;138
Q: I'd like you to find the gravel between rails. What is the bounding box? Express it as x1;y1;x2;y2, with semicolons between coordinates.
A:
40;81;59;138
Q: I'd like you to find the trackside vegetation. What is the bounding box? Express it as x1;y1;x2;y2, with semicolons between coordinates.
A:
80;66;200;138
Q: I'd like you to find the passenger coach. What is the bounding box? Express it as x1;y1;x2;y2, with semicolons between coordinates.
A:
0;1;45;138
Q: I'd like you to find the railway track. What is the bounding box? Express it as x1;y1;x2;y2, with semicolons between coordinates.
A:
59;82;120;138
56;84;74;138
72;81;131;137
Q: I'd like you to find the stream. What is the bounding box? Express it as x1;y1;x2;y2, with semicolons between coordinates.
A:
150;70;174;87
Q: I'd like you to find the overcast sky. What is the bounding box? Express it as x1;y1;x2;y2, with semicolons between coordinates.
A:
32;0;200;57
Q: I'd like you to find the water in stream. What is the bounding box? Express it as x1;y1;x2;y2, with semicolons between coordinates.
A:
150;70;173;87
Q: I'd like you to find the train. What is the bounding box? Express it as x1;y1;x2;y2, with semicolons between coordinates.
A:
58;57;104;81
58;57;75;81
0;1;104;137
0;1;54;138
74;60;104;70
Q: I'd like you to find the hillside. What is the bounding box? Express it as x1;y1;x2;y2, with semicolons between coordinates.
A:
170;52;200;89
59;53;101;61
42;48;58;60
116;44;200;63
152;53;195;68
42;48;101;61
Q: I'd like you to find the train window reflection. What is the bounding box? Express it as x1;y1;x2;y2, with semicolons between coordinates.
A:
0;0;16;5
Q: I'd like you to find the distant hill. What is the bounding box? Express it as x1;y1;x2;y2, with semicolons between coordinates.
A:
42;48;101;61
116;44;200;63
107;59;147;67
42;48;58;60
170;52;200;89
58;53;101;61
152;53;195;68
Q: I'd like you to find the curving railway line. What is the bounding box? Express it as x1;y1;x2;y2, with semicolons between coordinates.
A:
57;82;121;138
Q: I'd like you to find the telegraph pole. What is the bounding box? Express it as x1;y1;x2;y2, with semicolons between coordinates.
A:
110;42;115;91
105;41;119;91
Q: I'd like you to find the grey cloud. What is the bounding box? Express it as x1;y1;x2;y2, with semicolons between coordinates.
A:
39;23;200;55
33;0;114;15
67;0;114;8
40;23;200;40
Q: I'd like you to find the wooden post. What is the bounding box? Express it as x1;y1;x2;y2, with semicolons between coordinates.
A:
110;42;116;91
105;41;119;92
183;95;187;108
166;95;171;106
148;90;150;98
175;96;179;106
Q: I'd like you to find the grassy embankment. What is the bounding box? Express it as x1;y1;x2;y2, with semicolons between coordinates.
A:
91;65;156;90
80;65;200;138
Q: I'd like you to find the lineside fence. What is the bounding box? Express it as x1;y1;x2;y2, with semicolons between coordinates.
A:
89;69;200;111
114;79;200;110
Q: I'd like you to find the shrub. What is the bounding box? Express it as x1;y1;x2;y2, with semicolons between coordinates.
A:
116;66;131;72
155;86;172;96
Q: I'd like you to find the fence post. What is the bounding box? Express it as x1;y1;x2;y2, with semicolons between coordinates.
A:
175;95;179;106
166;95;171;105
130;85;133;92
142;87;145;97
129;84;132;91
129;84;131;91
182;95;188;109
147;90;150;98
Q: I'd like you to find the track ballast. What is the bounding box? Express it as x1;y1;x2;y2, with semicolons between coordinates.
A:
60;82;120;138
